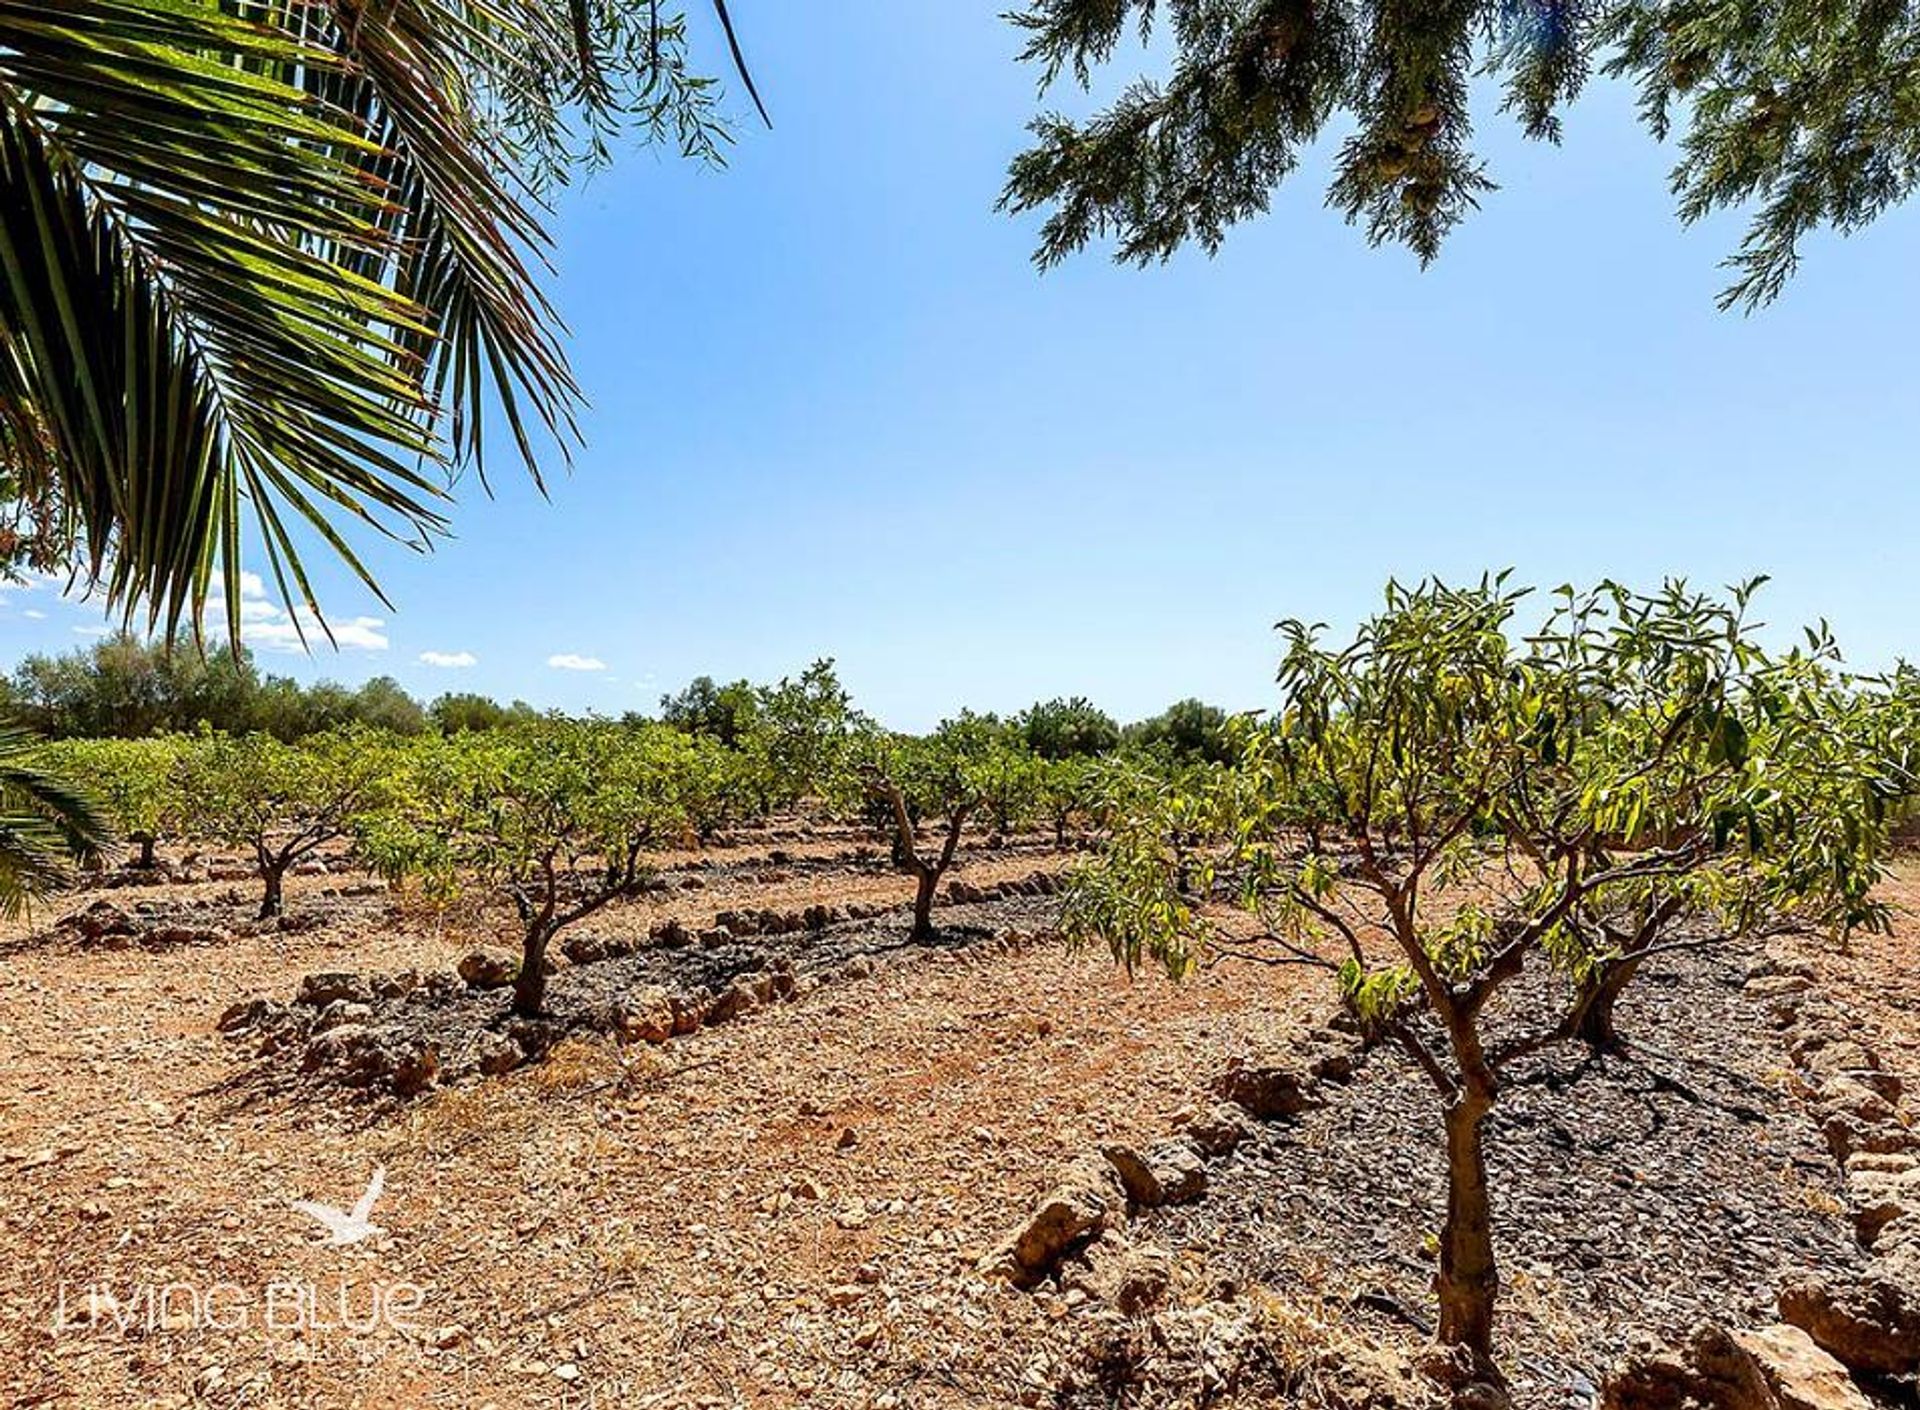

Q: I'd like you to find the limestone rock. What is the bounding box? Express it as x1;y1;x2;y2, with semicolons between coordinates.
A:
1179;1101;1255;1158
312;999;372;1034
1601;1324;1783;1410
1779;1258;1920;1377
296;971;372;1007
1731;1325;1871;1410
473;1029;523;1076
1063;1238;1171;1315
388;1041;440;1097
457;950;516;990
613;985;675;1044
1213;1058;1324;1120
978;1158;1125;1288
1846;1164;1920;1248
1102;1139;1208;1207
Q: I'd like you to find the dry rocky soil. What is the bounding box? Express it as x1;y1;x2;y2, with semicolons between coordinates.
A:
2;825;1916;1409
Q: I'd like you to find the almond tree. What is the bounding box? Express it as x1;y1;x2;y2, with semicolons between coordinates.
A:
1066;576;1896;1372
183;728;397;918
1037;755;1095;850
976;730;1045;844
751;659;860;811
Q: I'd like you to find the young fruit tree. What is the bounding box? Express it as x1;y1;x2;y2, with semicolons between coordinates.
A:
750;659;861;811
861;714;1000;941
976;730;1045;845
1037;755;1095;850
361;722;688;1017
182;729;397;918
37;735;187;869
1064;576;1898;1371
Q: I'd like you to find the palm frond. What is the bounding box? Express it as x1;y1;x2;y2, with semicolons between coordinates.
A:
0;723;114;916
0;0;744;640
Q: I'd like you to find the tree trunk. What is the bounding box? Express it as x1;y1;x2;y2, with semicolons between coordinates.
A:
257;862;286;920
1437;1091;1499;1364
1564;959;1639;1051
911;869;937;941
512;923;552;1017
135;834;157;870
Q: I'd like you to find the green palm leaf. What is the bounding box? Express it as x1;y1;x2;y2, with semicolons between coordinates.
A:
0;723;113;916
0;0;740;640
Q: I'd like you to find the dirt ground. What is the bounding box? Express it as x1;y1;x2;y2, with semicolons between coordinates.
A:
2;838;1915;1409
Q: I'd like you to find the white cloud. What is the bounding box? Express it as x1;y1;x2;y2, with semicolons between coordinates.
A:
73;625;109;637
248;611;388;653
548;653;607;672
24;609;46;620
239;570;267;600
200;593;389;654
420;650;477;668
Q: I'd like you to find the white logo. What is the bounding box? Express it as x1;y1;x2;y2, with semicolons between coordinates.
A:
291;1166;386;1246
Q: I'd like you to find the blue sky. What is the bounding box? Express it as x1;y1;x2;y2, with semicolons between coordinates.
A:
4;4;1917;730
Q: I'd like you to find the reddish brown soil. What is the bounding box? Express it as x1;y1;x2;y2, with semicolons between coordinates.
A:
3;845;1915;1409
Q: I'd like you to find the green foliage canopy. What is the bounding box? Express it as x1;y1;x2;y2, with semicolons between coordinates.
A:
0;0;749;632
1002;0;1920;308
1065;573;1903;1357
1017;696;1121;759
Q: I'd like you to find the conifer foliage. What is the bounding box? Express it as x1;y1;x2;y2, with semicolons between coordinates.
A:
1002;1;1920;307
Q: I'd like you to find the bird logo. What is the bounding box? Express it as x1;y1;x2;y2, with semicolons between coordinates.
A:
291;1167;387;1246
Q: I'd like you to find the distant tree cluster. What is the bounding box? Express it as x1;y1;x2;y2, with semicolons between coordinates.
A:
1125;697;1240;765
0;634;543;741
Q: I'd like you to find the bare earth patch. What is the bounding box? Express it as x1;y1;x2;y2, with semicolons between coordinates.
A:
2;847;1915;1408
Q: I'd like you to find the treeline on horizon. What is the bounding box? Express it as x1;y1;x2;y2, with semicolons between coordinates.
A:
0;632;1239;762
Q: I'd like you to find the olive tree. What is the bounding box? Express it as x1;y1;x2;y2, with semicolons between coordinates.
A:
361;721;688;1017
183;729;397;918
1066;576;1895;1369
1125;698;1240;765
1017;696;1120;760
37;735;187;869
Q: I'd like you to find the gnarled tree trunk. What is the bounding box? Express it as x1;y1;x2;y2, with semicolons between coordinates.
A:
257;858;287;919
1561;896;1686;1050
872;774;970;943
1561;958;1640;1050
912;868;939;941
513;921;553;1017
